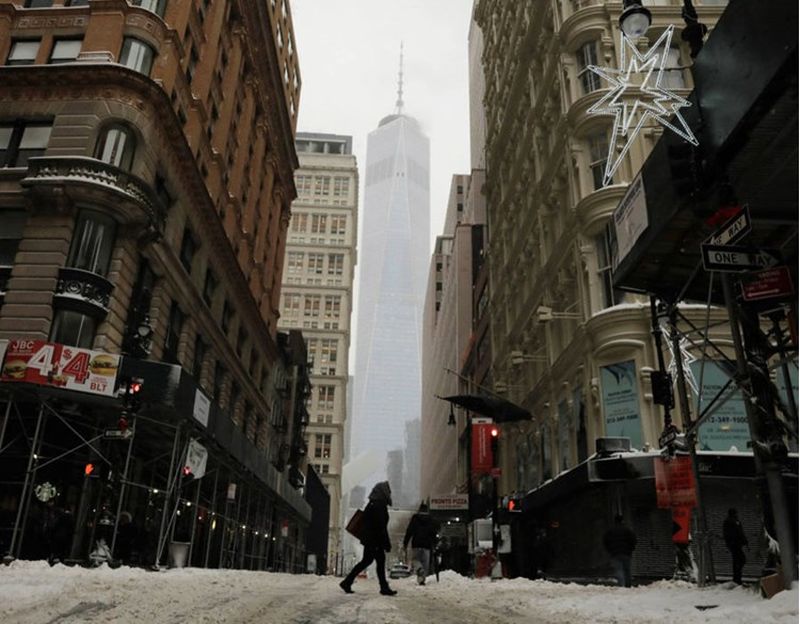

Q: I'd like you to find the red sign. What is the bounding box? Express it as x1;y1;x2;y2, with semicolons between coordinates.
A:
471;422;494;475
654;456;697;508
671;506;692;544
0;339;120;397
741;266;794;302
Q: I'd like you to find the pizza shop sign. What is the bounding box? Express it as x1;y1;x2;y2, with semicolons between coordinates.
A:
0;339;120;397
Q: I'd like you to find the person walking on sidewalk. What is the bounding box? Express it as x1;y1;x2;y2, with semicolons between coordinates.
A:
723;507;748;584
603;514;637;587
340;481;397;596
403;502;439;585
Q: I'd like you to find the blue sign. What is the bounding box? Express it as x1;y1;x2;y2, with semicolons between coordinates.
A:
690;360;750;451
600;360;642;449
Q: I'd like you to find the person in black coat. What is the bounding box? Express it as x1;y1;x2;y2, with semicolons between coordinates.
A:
603;514;637;587
723;507;748;584
340;481;396;596
403;502;439;584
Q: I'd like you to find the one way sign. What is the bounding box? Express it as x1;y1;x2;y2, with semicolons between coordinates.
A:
701;244;783;272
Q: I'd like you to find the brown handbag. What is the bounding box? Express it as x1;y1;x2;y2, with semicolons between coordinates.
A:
345;509;365;539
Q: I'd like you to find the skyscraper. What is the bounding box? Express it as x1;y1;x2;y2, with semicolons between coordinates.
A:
351;51;430;494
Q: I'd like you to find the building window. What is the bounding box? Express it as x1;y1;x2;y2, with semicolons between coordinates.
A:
130;0;167;17
68;210;116;276
327;254;344;275
577;41;600;94
119;37;155;75
295;175;312;196
283;292;301;316
203;269;216;306
0;122;52;168
303;295;320;318
25;0;53;6
221;300;232;333
0;210;27;265
332;177;349;197
307;253;324;275
287;251;304;274
588;132;609;190
311;214;327;234
179;228;196;273
95;124;136;170
66;0;91;6
50;309;96;349
291;212;308;232
596;231;622;308
314;433;331;459
193;335;206;377
7;40;39;66
329;215;346;235
317;385;335;410
48;38;82;64
661;47;686;90
323;296;340;319
163;301;183;363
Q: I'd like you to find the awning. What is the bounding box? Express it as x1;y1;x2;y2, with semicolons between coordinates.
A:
439;394;531;423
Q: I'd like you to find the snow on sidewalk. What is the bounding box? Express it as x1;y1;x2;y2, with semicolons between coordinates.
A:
0;561;796;623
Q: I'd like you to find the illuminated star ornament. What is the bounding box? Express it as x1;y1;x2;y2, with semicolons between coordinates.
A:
587;25;698;187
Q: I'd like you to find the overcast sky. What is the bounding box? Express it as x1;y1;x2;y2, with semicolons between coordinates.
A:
291;0;474;250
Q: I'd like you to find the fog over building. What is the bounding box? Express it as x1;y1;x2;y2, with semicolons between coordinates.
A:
351;50;430;495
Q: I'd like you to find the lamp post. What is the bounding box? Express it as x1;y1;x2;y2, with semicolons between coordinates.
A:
619;0;652;38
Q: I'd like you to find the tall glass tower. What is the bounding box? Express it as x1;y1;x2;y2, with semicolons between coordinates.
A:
352;51;430;494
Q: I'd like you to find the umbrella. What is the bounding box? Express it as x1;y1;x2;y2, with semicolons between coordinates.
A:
439;394;531;423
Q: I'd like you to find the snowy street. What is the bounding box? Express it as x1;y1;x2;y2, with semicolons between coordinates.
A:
1;562;797;624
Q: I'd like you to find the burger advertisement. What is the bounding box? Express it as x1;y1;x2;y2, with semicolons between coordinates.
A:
0;339;120;397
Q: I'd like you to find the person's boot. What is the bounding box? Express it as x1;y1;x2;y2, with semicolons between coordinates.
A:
339;579;354;594
379;586;397;596
417;567;426;585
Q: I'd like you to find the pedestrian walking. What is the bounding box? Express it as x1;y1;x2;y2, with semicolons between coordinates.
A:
402;502;439;585
603;514;637;587
723;507;748;584
340;481;397;596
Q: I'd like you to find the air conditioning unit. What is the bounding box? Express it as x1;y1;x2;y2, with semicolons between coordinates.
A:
595;437;631;455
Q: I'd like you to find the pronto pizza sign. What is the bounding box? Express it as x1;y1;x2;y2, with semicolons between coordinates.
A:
0;339;120;397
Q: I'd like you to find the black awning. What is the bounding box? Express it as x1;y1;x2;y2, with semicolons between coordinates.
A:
440;394;531;423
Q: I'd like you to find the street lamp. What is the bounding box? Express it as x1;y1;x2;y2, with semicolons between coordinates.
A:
619;0;652;38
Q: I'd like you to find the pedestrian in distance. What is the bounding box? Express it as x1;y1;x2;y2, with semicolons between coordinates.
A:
340;481;397;596
403;502;439;585
603;513;637;587
723;507;748;584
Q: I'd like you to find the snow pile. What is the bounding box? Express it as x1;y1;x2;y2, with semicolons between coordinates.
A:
1;560;796;624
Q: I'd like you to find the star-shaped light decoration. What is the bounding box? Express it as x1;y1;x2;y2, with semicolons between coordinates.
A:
662;322;699;397
587;25;699;187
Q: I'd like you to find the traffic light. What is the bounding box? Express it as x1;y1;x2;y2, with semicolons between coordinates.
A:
650;371;674;408
507;497;521;512
85;463;95;476
119;376;144;413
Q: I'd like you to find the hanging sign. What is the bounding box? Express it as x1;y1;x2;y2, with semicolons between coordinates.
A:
587;25;698;187
471;422;494;475
429;493;469;511
185;439;208;480
654;455;697;509
0;339;120;397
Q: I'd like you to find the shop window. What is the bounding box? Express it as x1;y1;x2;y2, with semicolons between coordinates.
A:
67;210;116;276
95;124;136;170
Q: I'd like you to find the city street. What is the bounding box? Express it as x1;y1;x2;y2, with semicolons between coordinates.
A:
1;561;796;624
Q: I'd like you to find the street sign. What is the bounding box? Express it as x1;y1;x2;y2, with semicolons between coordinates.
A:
706;205;750;246
701;244;782;272
741;266;794;302
104;428;133;440
658;427;677;449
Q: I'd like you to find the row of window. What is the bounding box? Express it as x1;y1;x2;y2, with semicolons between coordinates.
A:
294;175;351;198
285;252;344;276
290;212;347;235
22;0;165;15
7;37;156;75
282;293;342;320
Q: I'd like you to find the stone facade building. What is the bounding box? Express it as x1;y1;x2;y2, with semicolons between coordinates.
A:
0;0;311;571
279;132;358;571
473;0;729;496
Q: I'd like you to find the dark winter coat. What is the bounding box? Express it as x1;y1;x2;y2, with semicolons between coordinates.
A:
360;482;392;552
403;512;439;550
723;516;747;550
603;524;637;557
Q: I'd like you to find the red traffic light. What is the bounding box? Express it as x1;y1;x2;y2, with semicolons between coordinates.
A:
508;499;516;511
85;463;95;476
129;381;142;394
182;466;192;477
